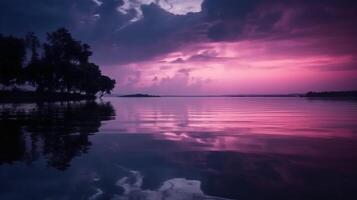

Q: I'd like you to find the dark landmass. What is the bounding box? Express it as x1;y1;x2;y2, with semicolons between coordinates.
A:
217;94;300;97
0;91;95;103
129;94;299;97
119;93;160;98
305;91;357;98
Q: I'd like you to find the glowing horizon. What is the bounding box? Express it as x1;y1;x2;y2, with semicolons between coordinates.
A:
105;38;357;95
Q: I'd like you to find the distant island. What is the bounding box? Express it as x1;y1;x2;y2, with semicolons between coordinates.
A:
304;91;357;98
119;94;160;98
116;92;357;98
0;28;115;102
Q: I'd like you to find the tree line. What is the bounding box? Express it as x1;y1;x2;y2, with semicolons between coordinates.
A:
0;28;115;97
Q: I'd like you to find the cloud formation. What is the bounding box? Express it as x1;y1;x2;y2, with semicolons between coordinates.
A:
1;0;356;94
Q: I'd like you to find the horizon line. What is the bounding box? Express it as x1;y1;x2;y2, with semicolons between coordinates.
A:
110;90;357;97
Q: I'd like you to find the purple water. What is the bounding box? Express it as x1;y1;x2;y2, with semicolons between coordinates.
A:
1;97;357;200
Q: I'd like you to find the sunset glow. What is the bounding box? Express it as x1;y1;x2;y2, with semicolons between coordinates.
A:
108;39;357;94
2;0;356;95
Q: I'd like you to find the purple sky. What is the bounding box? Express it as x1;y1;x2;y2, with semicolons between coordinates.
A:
1;0;356;94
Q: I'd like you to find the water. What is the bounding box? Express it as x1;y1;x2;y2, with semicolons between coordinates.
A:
1;97;357;200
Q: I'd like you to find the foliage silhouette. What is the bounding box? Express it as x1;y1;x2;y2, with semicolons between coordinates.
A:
0;35;26;88
0;28;115;99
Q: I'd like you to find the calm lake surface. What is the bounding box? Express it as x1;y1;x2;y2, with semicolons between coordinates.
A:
1;97;357;200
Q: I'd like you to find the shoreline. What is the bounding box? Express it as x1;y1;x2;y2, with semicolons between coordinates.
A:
0;91;96;103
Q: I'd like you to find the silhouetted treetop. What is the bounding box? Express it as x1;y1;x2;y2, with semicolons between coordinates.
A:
44;28;92;65
0;35;26;87
25;32;40;63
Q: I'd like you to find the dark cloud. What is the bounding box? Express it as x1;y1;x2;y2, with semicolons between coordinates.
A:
0;0;98;36
170;58;185;64
177;68;194;76
97;3;207;65
202;0;262;41
0;0;356;66
201;0;261;20
201;0;357;42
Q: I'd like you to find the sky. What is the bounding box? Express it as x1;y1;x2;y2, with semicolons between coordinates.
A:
0;0;356;95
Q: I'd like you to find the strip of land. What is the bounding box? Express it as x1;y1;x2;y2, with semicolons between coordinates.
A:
0;91;95;103
304;91;357;98
118;94;160;97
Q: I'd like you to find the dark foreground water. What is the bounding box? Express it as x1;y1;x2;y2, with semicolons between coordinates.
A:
1;97;357;200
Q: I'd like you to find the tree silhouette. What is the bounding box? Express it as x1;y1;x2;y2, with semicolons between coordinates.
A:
99;75;116;98
42;28;88;92
0;28;116;97
0;35;26;89
23;32;42;89
25;32;40;63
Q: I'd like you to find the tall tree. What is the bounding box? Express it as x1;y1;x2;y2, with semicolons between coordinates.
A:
23;32;41;88
0;35;26;88
42;28;93;93
25;32;40;63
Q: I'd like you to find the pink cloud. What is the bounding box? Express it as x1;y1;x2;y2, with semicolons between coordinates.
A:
105;26;357;95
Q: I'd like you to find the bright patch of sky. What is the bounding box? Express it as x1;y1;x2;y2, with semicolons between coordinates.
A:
91;0;103;6
118;0;203;22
